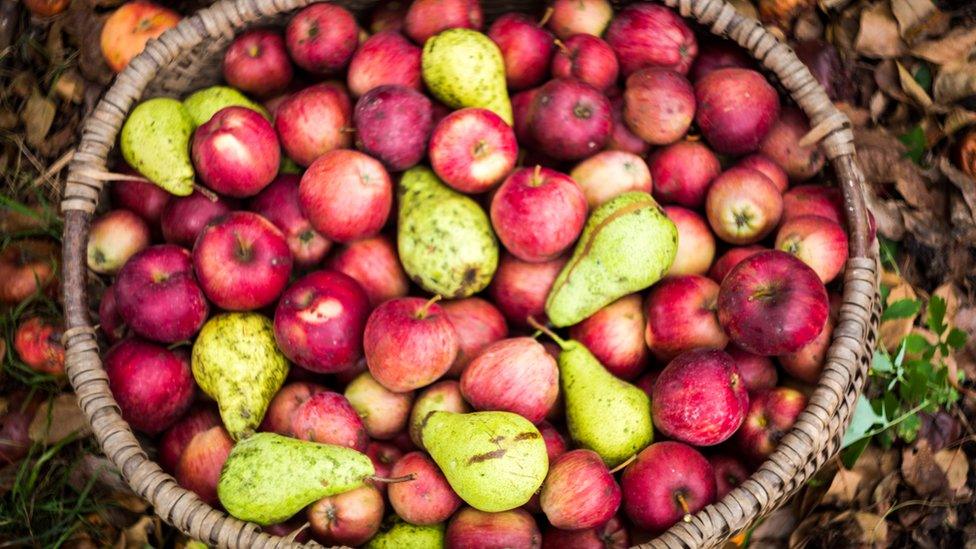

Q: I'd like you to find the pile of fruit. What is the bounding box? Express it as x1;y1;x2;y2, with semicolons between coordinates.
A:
87;0;859;545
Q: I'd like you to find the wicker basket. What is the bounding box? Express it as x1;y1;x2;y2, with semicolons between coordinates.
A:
59;0;880;546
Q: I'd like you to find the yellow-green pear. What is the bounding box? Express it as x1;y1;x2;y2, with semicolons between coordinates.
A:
119;97;195;196
420;411;548;512
366;516;445;549
191;312;288;440
545;191;677;327
422;29;512;124
182;85;268;127
398;166;498;298
217;433;374;525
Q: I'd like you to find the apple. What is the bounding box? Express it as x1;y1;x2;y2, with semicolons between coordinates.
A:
86;209;150;275
644;275;729;362
327;235;409;307
779;313;834;384
299;150;393;243
759;107;826;182
541;515;628;549
635;369;659;397
249;174;331;267
263;520;311;541
430;108;519;194
13;317;64;376
538;420;568;462
705;167;783;245
259;381;328;436
689;38;754;82
648;141;721;208
460;337;559;423
512;87;541;147
445;507;541;548
569;294;648;380
160;191;237;248
736;154;788;194
0;392;39;464
100;1;180;72
275;83;352;167
530;78;612;160
0;240;56;304
708;454;749;498
621;441;715;533
115;245;209;343
111;169;170;226
717;250;829;356
664;206;715;277
781;185;844;225
389;451;462;525
98;285;128;343
605;3;697;76
547;0;613;39
354;84;434;172
274;270;370;373
695;68;780;155
623;68;694;145
348;31;422;97
291;391;369;451
285;3;359;74
489;13;555;90
193;211;292;311
735;387;807;462
541;449;621;529
345;371;415;439
404;0;483;44
23;0;70;17
726;343;778;392
104;338;195;434
606;95;650;155
192;106;279;198
707;245;766;283
370;0;407;33
158;405;221;474
570;150;652;209
442;298;508;377
175;426;233;506
364;297;459;392
552;34;619;91
366;441;404;493
489;253;567;327
409;380;471;448
223;29;293;97
775;215;848;284
308;485;385;546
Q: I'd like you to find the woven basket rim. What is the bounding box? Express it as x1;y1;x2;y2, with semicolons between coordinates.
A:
58;0;880;547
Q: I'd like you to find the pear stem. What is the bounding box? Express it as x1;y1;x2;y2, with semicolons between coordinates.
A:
193;184;219;202
415;294;442;319
676;492;692;523
526;316;569;350
370;473;417;484
538;6;553;28
609;454;637;474
553;38;570;56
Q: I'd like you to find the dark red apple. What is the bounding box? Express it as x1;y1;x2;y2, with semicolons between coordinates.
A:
489;252;567;327
547;0;613;40
223;29;293;97
775;215;848;284
308;485;385;546
623;68;694;145
648;141;720;208
689;38;754;82
569;150;652;209
446;507;541;548
708;454;749;498
664;206;715;277
736;154;788;194
275;83;352;167
541;449;621;530
249;174;331;267
606;95;650;155
512;87;541;147
707;245;766;283
442;297;508;377
404;0;483;44
354;84;433;171
86;209;150;275
98;284;128;343
370;0;407;33
191;106;279;198
111;169;170;227
348;30;422;97
538;420;568;462
389;451;463;525
104;338;195;434
160;191;237;248
726;343;778;392
635;369;659;398
569;294;648;380
285;3;359;74
291;390;369;451
366;441;404;493
552;34;619;91
605;3;697;76
621;441;716;533
758;107;825;182
717;250;829;356
460;337;559;423
644;275;728;362
175;425;233;506
705;167;783;245
409;380;471;447
327;235;409;307
735;387;807;462
0;392;39;464
430;107;519;194
115;245;209;343
779;313;834;384
489;13;555;90
159;405;221;474
541;515;629;549
345;371;415;439
530;78;612;160
695;68;780;155
781;185;844;225
260;381;328;436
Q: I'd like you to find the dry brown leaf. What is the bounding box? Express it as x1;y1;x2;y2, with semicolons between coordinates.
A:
28;394;90;444
852;512;889;544
943;108;976;136
938;156;976;221
911;26;976;66
855;129;943;213
822;467;863;506
902;440;947;497
934;61;976;105
880;279;918;351
875;59;910;102
933;448;971;498
891;0;949;45
116;516;157;549
896;61;934;110
748;507;796;545
932;283;961;325
21;92;56;147
855;3;908;58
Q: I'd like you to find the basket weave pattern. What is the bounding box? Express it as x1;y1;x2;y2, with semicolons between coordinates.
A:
59;0;881;547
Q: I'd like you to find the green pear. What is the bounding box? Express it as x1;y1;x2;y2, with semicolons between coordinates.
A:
182;85;268;127
398;166;498;298
217;432;374;525
119;97;195;196
191;312;288;440
420;411;548;512
545;191;677;327
366;516;445;549
422;29;512;124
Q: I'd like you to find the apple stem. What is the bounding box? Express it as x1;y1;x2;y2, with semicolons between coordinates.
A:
526;316;568;350
676;492;692;522
415;294;442;319
553;38;570;56
340;126;357;133
538;6;553;28
530;164;544;187
609;454;637;474
192;184;219;202
370;473;417;484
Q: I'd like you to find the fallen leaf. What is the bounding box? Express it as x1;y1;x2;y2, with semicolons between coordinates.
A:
902;439;947;497
943;108;976;136
852;512;889;544
879;278;918;351
116;516;157;549
939;156;976;221
875;59;910;102
890;0;949;45
934;61;976;105
748;507;796;545
21;92;56;147
896;61;934;110
822;467;863;506
855;3;908;58
28;394;90;444
911;25;976;65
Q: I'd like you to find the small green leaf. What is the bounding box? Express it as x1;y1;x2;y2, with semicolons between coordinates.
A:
913;63;933;91
878;238;899;274
841;437;871;469
898;125;927;165
927;295;947;335
946;328;968;349
842;396;887;448
871;349;894;374
882;298;921;322
880;283;891;304
896;414;921;442
902;333;930;356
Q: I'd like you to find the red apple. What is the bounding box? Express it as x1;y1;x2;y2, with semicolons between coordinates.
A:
605;4;697;76
717;250;829;355
623;68;694;145
726;343;778;392
299;149;393;243
24;0;70;18
175;425;233;506
274;270;371;373
285;3;359;74
705;167;783;245
111;170;170;226
781;185;844;225
366;441;405;493
223;29;293;98
193;211;292;311
606;95;650;155
389;451;463;525
538;420;568;461
345;371;415;439
695;68;780;155
547;0;613;39
160;191;237;248
512;87;541;147
327;235;409;307
530;78;612;160
0;392;39;464
115;245;209;343
621;441;715;533
191;107;279;198
291;391;369;451
570;150;652;209
735;387;807;462
370;0;407;33
708;454;749;498
86;209;150;275
758;107;826;182
489;13;555;90
264;520;311;541
259;381;328;436
689;38;754;82
348;31;422;97
354;84;434;173
404;0;483;44
442;298;508;377
775;215;848;284
13;317;64;376
249;174;331;267
409;380;471;447
648;141;721;208
707;245;766;283
460;337;559;423
364;297;459;392
541;515;629;549
0;240;56;305
308;485;385;546
430;108;519;194
100;1;180;72
664;206;715;277
635;369;659;397
569;294;648;380
552;34;619;91
98;284;128;343
489;253;567;327
445;507;541;548
159;405;220;474
779;313;834;384
736;154;788;194
104;338;195;434
644;275;729;362
275;83;352;167
541;449;621;529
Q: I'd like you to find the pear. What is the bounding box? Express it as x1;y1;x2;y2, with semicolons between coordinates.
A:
217;432;374;525
182;85;269;127
545;191;677;327
422;29;513;125
530;319;653;468
420;411;548;512
191;312;288;440
366;516;445;548
398;166;498;298
119;97;195;196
